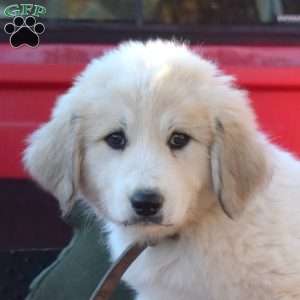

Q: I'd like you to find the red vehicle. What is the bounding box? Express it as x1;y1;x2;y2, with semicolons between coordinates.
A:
1;0;300;298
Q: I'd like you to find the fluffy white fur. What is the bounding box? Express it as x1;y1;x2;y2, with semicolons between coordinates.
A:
24;40;300;299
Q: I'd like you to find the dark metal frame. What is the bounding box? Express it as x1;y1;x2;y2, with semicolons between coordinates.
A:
1;18;300;45
1;0;300;45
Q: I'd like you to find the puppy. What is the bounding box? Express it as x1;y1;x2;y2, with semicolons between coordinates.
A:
24;40;300;300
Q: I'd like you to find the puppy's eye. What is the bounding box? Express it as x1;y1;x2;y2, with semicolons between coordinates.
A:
105;131;127;150
168;132;190;150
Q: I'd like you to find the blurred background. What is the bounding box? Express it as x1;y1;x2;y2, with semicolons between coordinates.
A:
1;0;300;43
1;0;300;24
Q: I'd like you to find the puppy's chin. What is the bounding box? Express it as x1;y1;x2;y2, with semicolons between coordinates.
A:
106;216;176;243
121;220;179;244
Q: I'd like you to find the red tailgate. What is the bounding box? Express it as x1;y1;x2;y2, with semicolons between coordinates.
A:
1;44;300;178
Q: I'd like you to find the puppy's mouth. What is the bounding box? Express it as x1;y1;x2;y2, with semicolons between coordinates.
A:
105;213;174;228
122;216;173;227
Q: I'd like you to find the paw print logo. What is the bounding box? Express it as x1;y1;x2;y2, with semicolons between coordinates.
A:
4;16;45;48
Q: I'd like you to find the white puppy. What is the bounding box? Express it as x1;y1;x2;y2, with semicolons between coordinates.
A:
24;40;300;300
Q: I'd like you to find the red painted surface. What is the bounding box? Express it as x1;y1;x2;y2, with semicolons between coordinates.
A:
1;44;300;178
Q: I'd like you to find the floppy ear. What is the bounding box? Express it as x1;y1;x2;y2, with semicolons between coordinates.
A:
210;116;268;219
23;114;82;215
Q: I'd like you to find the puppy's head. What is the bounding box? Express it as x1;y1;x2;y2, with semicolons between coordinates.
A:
24;41;268;240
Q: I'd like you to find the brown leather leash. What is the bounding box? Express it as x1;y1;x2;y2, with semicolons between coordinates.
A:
89;242;148;300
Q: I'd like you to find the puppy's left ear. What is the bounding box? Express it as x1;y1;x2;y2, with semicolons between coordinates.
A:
210;113;268;219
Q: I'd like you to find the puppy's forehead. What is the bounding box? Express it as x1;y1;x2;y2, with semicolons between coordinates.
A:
77;43;220;135
100;59;209;107
101;64;207;118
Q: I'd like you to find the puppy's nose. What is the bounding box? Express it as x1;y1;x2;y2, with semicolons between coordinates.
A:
130;189;163;217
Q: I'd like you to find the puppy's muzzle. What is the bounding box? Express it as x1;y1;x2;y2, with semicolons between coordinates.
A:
130;189;163;218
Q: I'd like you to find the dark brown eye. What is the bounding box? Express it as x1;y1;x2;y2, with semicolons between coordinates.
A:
105;131;127;150
168;132;190;150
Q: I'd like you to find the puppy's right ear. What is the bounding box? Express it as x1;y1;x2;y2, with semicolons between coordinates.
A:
23;113;82;215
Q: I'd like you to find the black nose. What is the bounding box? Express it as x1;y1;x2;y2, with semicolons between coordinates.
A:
130;189;163;217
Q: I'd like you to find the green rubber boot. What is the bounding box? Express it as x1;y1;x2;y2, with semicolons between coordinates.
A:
26;202;134;300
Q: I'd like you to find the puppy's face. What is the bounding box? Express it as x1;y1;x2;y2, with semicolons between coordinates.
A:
24;41;267;241
81;69;213;237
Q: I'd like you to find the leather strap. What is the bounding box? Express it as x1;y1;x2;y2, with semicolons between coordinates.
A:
89;242;148;300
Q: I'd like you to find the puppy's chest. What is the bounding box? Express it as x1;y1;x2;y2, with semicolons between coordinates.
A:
107;230;276;300
109;235;210;298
